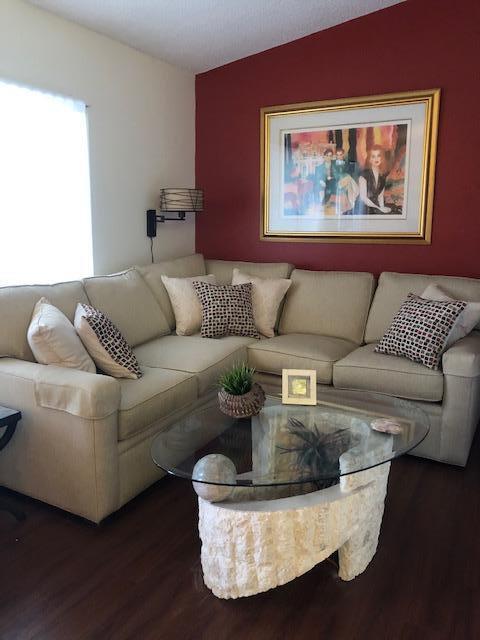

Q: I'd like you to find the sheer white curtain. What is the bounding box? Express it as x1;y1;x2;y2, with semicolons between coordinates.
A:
0;79;93;286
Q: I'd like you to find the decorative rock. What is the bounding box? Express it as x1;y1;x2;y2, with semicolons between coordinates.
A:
218;382;266;419
192;454;237;502
198;453;391;598
370;418;403;435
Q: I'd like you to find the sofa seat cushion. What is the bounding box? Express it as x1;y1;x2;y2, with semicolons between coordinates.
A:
247;334;357;384
333;343;444;402
134;335;256;395
118;366;197;440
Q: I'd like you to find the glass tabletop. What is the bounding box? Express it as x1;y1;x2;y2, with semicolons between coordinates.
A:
151;389;429;489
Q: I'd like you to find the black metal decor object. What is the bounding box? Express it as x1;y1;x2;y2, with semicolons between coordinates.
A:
146;209;158;237
0;408;22;453
146;209;187;237
0;408;25;522
277;417;353;490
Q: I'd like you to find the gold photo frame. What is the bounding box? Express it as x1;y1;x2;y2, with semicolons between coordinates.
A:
282;369;317;405
261;89;440;244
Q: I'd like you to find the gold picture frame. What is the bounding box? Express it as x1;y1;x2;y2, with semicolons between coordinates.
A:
282;369;317;405
261;89;440;244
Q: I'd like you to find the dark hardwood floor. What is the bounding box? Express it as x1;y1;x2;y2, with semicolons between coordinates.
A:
1;433;479;640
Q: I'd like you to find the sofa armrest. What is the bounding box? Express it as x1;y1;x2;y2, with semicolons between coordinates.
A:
0;358;120;418
442;332;480;378
438;332;480;466
0;358;121;522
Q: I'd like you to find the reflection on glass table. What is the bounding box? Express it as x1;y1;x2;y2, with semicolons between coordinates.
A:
151;390;429;501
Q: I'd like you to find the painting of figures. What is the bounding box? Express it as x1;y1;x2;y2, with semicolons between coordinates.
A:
284;123;408;218
261;90;440;243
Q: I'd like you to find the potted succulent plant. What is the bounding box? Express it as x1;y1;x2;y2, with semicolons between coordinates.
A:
218;363;266;419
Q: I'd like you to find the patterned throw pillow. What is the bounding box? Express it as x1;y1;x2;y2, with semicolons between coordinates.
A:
375;293;467;369
193;282;260;339
74;303;142;379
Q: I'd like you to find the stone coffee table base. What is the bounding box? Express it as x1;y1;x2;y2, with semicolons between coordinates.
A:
198;461;390;599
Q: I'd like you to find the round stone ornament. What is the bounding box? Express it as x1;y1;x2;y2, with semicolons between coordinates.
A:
192;454;237;502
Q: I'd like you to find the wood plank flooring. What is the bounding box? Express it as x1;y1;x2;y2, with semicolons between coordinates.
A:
1;434;479;640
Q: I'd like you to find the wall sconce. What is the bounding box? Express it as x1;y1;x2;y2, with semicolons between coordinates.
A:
146;188;203;237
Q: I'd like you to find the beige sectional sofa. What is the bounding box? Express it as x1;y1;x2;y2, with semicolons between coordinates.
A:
1;253;480;523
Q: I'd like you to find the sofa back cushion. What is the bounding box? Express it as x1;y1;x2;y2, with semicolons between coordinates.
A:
0;280;89;361
279;270;375;344
136;253;206;330
365;272;480;344
83;269;169;347
205;259;293;285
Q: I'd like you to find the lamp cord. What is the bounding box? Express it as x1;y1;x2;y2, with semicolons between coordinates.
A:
150;236;154;263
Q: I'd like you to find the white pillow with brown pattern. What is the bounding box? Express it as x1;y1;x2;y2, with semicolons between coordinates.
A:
375;293;467;369
74;303;142;379
193;281;259;339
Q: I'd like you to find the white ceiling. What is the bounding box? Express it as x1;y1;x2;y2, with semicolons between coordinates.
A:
28;0;404;73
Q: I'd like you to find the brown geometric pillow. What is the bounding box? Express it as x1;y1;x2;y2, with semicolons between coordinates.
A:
193;282;260;339
74;303;142;379
375;293;467;369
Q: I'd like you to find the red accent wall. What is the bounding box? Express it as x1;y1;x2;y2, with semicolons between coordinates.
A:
195;0;480;277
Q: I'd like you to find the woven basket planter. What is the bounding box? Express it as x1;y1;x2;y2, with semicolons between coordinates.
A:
218;383;266;419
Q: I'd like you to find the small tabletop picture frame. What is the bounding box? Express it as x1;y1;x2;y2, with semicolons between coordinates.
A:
282;369;317;405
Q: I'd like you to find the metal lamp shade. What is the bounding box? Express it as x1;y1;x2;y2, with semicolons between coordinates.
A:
159;188;203;212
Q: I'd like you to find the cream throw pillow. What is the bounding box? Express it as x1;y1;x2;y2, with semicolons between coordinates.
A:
161;274;217;336
74;303;142;379
421;284;480;349
27;297;96;372
232;268;291;337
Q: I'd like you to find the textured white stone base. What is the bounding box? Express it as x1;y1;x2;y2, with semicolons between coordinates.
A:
197;461;391;599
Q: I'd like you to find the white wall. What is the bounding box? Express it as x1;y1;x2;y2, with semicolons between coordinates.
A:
0;0;196;274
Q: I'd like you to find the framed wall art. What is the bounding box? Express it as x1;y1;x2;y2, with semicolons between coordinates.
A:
261;89;440;244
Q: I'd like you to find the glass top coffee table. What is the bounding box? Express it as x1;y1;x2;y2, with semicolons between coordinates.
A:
151;390;429;599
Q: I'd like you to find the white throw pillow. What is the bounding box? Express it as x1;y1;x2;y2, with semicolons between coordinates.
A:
231;268;291;338
421;284;480;348
74;303;142;379
161;274;217;336
27;297;96;373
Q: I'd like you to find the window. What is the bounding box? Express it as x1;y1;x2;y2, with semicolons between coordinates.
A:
0;79;93;286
